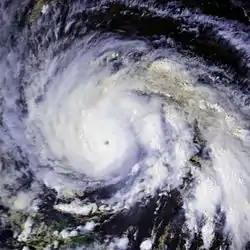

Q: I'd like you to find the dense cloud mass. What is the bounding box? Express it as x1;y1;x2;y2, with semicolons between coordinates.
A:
1;0;250;249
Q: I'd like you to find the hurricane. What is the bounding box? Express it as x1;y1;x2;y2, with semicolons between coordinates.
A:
1;0;250;249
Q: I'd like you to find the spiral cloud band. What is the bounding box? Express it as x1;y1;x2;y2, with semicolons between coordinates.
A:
17;36;250;247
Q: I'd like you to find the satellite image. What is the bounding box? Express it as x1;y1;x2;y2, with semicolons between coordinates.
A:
0;0;250;249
